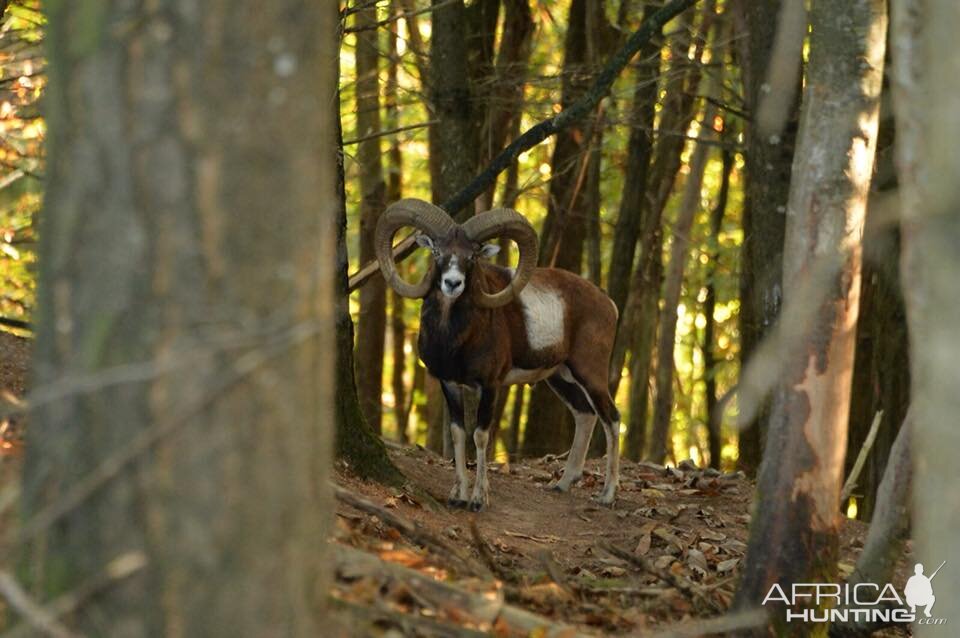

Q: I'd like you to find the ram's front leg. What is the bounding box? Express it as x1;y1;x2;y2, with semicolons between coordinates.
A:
441;381;470;507
469;385;498;512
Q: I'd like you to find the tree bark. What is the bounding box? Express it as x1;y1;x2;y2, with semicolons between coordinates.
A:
734;0;801;475
733;0;886;622
354;2;388;435
703;148;734;470
523;0;609;457
606;3;661;329
648;103;718;464
844;114;909;520
618;6;712;461
386;3;409;443
890;0;960;628
20;2;336;633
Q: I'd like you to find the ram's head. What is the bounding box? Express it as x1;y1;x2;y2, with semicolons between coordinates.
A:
375;199;538;308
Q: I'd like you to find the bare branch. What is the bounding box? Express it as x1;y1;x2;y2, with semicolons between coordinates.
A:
348;0;701;292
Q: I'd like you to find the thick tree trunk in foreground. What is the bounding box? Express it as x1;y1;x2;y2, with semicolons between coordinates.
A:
354;3;388;435
734;0;885;623
735;0;801;476
891;0;960;627
20;3;335;633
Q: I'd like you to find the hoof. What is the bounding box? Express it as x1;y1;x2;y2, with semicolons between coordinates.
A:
547;482;566;493
591;491;616;506
468;500;485;512
447;498;468;509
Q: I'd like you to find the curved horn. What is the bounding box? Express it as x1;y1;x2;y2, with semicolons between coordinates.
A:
375;198;456;298
462;208;539;308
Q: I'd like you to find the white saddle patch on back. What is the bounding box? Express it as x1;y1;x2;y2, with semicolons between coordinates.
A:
518;282;565;351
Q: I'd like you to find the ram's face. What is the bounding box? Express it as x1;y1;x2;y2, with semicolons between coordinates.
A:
417;229;500;300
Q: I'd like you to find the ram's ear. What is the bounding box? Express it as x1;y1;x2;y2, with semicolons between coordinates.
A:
479;243;501;258
415;234;436;251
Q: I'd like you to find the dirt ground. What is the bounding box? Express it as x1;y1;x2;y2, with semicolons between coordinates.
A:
0;332;912;635
0;329;28;466
333;444;913;636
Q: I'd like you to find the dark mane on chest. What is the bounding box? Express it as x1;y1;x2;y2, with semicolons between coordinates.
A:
418;264;514;383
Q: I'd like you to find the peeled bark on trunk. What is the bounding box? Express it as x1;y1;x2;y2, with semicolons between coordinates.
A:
354;3;388;435
890;0;960;628
703;148;734;470
648;106;717;464
844;112;909;520
733;0;886;622
734;0;801;475
20;2;336;632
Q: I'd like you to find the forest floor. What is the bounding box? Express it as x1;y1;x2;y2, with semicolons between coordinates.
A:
0;331;912;636
333;444;913;636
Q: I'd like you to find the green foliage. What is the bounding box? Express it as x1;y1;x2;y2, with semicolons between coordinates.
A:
338;2;746;465
0;2;45;328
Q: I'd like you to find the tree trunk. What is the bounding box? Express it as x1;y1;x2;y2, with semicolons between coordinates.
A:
353;3;389;435
385;5;409;443
648;105;717;464
734;0;801;475
20;2;336;633
733;0;885;622
703;148;734;470
506;385;525;457
335;111;406;485
890;0;960;627
606;2;661;334
429;0;480;214
619;7;712;461
425;0;480;456
844;114;909;520
523;0;609;457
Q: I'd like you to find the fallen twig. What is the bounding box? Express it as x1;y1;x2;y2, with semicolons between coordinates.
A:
331;595;489;638
334;484;490;579
2;552;147;638
600;542;722;612
840;410;883;502
333;544;594;638
646;608;768;638
535;549;580;600
468;521;514;583
0;571;77;638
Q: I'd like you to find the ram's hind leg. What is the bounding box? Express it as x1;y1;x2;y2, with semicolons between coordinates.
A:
574;370;621;505
545;368;597;492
